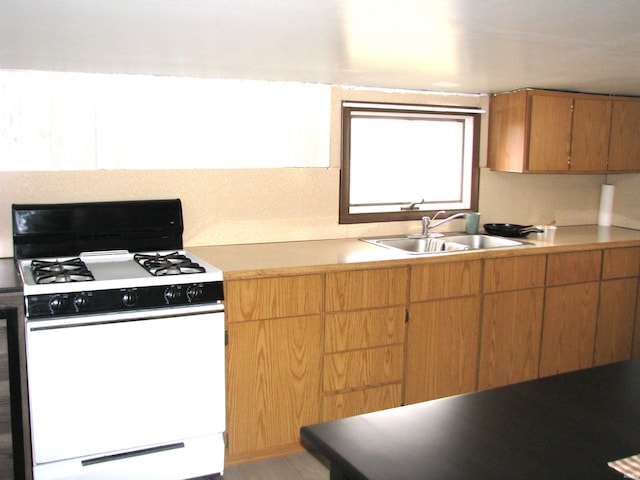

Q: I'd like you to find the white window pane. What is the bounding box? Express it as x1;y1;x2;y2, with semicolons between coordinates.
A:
348;112;470;212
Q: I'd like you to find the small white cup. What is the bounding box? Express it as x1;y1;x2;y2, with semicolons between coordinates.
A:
536;225;557;242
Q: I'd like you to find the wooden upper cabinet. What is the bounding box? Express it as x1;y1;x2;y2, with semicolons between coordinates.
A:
528;93;573;172
488;88;640;173
570;97;612;172
609;100;640;171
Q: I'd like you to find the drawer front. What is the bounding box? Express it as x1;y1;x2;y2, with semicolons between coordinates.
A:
325;307;405;353
225;275;322;322
483;255;546;293
602;247;640;280
410;260;481;302
546;250;602;286
323;345;404;392
325;267;408;312
322;383;402;422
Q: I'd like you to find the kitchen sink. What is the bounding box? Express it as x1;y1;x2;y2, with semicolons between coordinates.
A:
361;234;529;255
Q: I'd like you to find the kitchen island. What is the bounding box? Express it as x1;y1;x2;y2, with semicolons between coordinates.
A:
301;358;640;480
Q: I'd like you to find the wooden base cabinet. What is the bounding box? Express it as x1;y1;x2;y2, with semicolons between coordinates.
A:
322;268;408;422
479;289;544;390
225;275;323;463
478;255;546;389
539;282;600;376
539;250;602;377
406;259;482;404
594;247;640;366
406;297;481;404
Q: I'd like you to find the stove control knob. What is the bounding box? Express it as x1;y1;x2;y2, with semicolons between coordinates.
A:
49;295;67;313
73;293;89;311
186;284;203;302
164;286;181;304
121;290;138;307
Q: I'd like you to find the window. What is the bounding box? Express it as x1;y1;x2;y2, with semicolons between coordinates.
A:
339;101;481;224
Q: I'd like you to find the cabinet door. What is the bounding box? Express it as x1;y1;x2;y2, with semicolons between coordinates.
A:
406;296;481;404
609;100;640;171
539;282;600;376
528;94;573;172
570;98;612;172
226;315;322;459
323;345;404;392
325;307;405;353
410;260;481;302
478;288;544;390
483;255;546;293
322;384;402;422
225;275;322;322
325;267;408;312
594;278;638;366
546;250;602;286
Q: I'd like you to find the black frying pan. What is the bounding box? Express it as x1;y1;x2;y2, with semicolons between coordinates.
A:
483;223;542;237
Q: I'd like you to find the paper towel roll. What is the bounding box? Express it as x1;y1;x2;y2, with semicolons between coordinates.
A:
598;184;615;227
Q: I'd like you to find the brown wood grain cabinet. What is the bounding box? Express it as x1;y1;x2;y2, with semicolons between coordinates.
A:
478;255;546;390
594;247;640;366
488;88;640;173
609;100;640;171
223;243;640;466
540;251;602;376
225;275;323;463
406;260;482;404
322;268;408;421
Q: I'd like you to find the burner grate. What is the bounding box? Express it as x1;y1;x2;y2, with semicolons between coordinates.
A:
31;258;95;284
134;252;206;276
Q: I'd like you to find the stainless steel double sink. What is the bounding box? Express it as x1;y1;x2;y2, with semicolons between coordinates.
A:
361;233;530;255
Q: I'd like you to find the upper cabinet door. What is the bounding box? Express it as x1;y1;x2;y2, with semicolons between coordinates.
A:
609;100;640;172
528;94;573;172
570;98;612;172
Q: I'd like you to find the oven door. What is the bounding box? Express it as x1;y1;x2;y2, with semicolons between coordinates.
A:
25;311;225;468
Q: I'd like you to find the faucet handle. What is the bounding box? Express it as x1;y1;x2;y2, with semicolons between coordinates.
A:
431;210;446;221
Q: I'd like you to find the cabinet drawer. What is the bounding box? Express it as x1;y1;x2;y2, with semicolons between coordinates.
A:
323;345;404;392
410;260;481;302
325;267;408;312
325;307;405;353
225;275;322;322
322;383;402;422
483;255;546;293
602;247;640;280
546;251;602;286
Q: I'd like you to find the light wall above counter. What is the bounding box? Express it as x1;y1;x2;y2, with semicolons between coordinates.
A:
1;71;639;258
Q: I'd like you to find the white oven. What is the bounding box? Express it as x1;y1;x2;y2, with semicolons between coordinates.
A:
25;309;225;480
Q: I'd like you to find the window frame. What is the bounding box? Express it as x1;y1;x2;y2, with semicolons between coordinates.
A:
339;101;481;224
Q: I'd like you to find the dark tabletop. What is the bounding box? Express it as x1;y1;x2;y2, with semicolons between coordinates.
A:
301;359;640;480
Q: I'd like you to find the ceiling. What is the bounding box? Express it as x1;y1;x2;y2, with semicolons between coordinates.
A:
1;0;639;96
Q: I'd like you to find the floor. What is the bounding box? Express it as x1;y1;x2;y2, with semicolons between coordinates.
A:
218;451;330;480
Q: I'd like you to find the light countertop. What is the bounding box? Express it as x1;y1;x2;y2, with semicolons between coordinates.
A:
189;225;640;280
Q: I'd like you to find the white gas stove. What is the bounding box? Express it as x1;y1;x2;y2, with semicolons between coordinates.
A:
12;200;226;480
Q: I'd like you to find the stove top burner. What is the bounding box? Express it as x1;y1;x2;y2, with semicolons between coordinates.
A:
134;252;206;276
31;258;95;284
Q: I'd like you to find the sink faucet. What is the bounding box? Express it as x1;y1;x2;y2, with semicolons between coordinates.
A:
421;211;467;236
